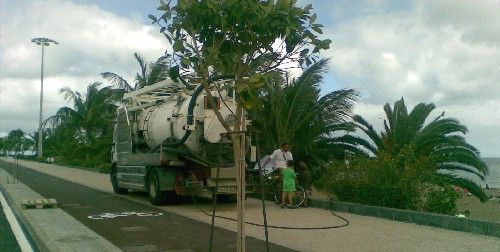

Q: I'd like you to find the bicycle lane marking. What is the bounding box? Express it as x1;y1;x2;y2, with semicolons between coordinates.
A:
88;211;163;220
0;189;33;252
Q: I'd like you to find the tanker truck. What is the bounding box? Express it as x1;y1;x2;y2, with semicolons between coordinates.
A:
110;78;243;205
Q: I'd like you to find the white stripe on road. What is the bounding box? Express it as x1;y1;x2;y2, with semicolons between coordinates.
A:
0;189;34;252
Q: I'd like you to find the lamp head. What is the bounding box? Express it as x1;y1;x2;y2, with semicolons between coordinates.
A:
31;37;59;46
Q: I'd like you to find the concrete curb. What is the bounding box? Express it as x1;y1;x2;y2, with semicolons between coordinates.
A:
307;198;500;238
0;175;45;252
0;167;122;252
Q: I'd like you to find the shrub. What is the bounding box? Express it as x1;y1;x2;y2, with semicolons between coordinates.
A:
321;148;435;210
423;185;459;215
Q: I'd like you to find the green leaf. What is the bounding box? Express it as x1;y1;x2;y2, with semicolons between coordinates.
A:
168;65;180;81
310;13;317;23
181;57;191;66
304;4;313;12
173;40;184;52
312;26;323;34
304;30;315;39
305;57;312;66
321;39;332;49
189;56;198;63
148;15;158;23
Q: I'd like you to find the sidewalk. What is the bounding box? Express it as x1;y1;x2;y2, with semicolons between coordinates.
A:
0;162;121;252
2;158;500;252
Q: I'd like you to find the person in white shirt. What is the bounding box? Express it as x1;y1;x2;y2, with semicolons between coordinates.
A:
263;143;293;172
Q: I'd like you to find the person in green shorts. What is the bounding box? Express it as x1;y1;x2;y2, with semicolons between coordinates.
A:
280;160;297;208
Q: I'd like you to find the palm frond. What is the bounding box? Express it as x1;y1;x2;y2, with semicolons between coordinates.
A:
134;52;147;80
383;102;394;132
429;173;488;202
407;102;435;141
330;134;377;156
419;118;468;137
430;147;488;176
391;98;409;148
437;163;485;180
100;72;132;92
59;87;78;103
353;115;383;152
318;89;358;123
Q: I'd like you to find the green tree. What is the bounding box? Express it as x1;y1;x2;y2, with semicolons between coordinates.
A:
252;59;362;182
151;0;332;190
354;98;489;201
5;129;32;156
152;0;331;130
45;82;121;161
100;53;170;92
21;137;35;154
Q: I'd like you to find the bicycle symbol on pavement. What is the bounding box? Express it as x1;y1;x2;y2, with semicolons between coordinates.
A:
88;211;163;220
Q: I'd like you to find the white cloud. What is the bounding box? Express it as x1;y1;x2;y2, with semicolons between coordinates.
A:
322;0;500;156
1;0;167;79
0;0;169;135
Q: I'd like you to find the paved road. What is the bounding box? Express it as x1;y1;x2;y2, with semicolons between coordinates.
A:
0;200;22;252
1;161;293;252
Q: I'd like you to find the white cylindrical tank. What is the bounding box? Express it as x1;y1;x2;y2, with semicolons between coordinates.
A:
133;87;237;154
137;101;175;149
132;85;236;156
136;96;198;153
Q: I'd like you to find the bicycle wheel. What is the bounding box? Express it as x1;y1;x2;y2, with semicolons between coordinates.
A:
274;186;282;204
284;186;306;208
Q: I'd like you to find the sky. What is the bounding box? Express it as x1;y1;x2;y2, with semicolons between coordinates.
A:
0;0;499;157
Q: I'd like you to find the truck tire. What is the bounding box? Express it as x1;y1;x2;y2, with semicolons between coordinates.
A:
110;164;127;194
148;169;168;206
165;191;181;204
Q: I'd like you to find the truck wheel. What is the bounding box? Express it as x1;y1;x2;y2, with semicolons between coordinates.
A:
148;169;168;206
110;165;127;194
165;191;181;204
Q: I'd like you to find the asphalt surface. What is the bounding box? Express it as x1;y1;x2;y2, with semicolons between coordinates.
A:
1;161;293;252
0;200;22;252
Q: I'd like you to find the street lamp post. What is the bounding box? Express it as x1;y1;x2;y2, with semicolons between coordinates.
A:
31;37;58;159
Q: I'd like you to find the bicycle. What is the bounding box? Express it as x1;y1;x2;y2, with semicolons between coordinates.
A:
247;169;306;208
268;174;306;208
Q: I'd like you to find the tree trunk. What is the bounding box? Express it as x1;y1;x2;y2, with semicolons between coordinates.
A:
232;131;246;252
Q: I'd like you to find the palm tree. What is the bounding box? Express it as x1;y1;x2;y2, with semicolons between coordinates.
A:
100;53;170;91
45;82;121;160
6;129;29;156
353;98;489;201
21;137;35;155
252;59;362;175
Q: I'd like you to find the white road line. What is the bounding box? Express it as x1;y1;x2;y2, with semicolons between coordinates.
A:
0;189;34;252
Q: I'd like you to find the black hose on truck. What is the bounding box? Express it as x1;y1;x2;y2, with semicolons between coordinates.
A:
163;75;235;147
